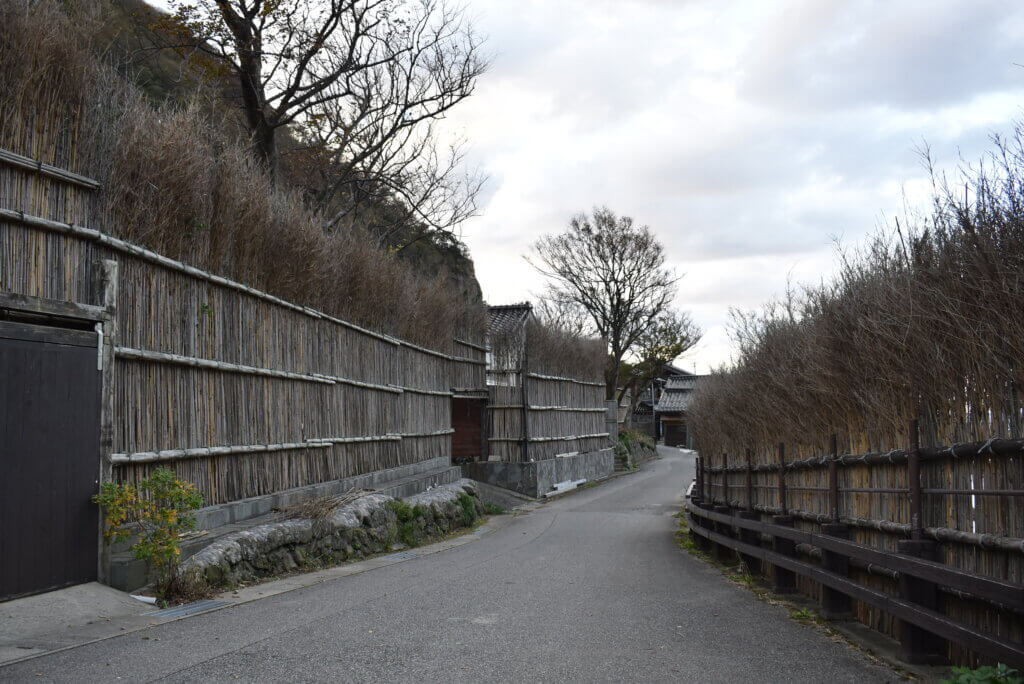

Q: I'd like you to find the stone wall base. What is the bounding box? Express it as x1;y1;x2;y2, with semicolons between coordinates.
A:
181;480;485;590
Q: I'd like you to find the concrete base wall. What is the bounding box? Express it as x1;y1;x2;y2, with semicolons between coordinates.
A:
191;456;458;531
109;457;461;591
462;449;615;498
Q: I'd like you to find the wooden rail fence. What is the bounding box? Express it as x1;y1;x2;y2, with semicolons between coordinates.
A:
688;420;1024;668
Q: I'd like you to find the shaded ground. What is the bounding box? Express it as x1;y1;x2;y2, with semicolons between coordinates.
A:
1;447;898;683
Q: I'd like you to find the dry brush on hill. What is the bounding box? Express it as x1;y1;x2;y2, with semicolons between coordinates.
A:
0;0;485;348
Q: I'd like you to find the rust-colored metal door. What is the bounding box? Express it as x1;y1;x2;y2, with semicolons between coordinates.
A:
0;320;101;601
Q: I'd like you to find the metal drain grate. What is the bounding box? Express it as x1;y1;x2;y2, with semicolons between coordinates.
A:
144;599;231;618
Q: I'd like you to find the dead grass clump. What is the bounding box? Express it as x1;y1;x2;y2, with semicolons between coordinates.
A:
276;490;375;521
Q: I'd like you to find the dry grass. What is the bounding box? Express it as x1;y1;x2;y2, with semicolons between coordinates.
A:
276;489;376;521
0;0;485;350
525;317;606;380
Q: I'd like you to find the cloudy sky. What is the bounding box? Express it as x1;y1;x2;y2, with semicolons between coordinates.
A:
438;0;1024;372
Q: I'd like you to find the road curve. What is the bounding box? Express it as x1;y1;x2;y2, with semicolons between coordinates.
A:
2;447;897;683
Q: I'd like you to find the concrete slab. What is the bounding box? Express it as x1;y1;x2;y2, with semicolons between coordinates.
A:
0;583;151;664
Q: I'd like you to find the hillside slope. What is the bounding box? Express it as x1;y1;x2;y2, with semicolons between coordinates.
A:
95;0;484;306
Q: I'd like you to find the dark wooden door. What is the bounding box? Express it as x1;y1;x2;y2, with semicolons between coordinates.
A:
0;320;101;601
664;421;688;448
451;398;485;463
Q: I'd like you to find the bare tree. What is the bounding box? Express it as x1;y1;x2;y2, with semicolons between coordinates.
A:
533;297;590;339
619;310;702;418
161;0;486;210
529;207;686;399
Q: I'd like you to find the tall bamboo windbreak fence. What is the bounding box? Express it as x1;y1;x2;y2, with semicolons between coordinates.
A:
693;427;1023;668
0;148;486;506
488;373;607;462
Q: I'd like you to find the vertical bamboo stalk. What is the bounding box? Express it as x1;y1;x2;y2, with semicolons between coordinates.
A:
908;418;923;539
722;452;729;506
745;447;754;512
778;442;787;515
829;433;840;523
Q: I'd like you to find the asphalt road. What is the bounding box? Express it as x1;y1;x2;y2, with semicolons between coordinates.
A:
2;447;898;683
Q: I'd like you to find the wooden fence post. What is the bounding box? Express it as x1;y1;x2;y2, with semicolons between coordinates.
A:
737;447;761;575
712;504;735;564
820;432;852;618
96;258;118;585
691;456;712;552
696;455;705;503
770;442;796;592
707;452;733;562
897;418;947;664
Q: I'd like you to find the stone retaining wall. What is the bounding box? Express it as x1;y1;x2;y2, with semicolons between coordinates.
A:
181;480;484;589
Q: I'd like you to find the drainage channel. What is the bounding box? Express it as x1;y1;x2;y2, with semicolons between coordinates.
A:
144;600;232;618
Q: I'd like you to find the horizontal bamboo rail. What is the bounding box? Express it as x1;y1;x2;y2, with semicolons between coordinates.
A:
489;405;606;412
112;429;458;464
0;148;101;190
488;432;609;443
454;338;489;352
0;207;483;365
703;438;1024;474
115;347;336;385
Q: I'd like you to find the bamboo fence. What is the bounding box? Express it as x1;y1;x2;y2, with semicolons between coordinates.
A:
0;149;486;506
487;372;608;462
699;433;1023;667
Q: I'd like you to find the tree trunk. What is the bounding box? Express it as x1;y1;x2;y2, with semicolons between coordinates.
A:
606;352;622;401
252;119;279;182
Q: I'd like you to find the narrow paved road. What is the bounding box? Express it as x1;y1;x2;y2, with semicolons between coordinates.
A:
3;447;896;683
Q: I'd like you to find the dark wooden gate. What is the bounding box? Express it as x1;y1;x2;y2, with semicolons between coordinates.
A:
664;420;688;448
451;398;486;463
0;320;101;601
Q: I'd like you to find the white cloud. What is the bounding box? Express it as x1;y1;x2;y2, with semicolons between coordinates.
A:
443;0;1024;372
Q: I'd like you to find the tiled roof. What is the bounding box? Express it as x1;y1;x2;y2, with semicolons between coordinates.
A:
488;303;532;337
665;375;701;391
655;390;693;412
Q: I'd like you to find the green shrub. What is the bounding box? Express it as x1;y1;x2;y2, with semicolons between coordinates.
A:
456;493;478;527
387;500;415;523
942;665;1022;684
93;468;204;601
483;502;504;515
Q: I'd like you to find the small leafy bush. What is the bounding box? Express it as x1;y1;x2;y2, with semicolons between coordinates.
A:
943;665;1023;684
456;493;478;527
387;500;415;523
387;500;432;547
482;502;504;515
619;428;655;452
93;468;203;600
